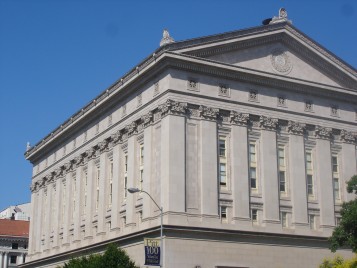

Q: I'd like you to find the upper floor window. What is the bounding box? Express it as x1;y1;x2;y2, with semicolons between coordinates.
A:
219;136;227;187
139;145;144;191
306;150;314;198
278;147;287;194
108;161;113;208
249;142;258;190
332;155;340;201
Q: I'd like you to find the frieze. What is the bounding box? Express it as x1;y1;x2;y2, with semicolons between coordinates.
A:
287;121;305;135
259;116;278;131
198;105;219;120
230;111;249;126
340;130;356;144
315;126;332;140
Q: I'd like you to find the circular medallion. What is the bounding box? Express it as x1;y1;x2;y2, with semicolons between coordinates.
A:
271;48;292;74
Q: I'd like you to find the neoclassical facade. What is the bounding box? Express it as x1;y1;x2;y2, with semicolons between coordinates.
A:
23;10;357;268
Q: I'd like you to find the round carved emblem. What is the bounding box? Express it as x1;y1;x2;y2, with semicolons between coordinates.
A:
271;48;292;74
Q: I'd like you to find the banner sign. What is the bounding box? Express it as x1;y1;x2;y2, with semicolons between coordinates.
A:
144;238;161;266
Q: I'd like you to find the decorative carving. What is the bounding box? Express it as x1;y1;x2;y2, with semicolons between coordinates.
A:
287;121;305;135
86;147;96;159
230;111;249;126
218;84;230;97
64;162;72;172
277;96;286;107
98;140;109;152
122;104;127;117
111;131;122;144
154;82;159;96
159;99;187;117
259;116;278;130
331;105;339;117
108;114;112;126
248;90;258;102
125;122;137;137
187;79;199;91
315;126;332;140
159;29;175;47
198;105;219;120
271;48;292;74
305;101;313;112
340;130;355;144
141;111;153;127
270;7;292;24
137;94;142;107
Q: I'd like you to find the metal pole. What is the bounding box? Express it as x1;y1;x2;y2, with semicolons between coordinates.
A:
160;206;163;268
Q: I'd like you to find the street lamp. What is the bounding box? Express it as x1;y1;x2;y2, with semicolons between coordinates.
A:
127;187;163;267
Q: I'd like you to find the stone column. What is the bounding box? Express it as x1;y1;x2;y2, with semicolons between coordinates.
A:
142;118;153;219
62;166;73;246
0;251;3;268
28;190;37;255
198;106;219;218
85;150;95;239
230;112;250;223
44;182;53;250
53;176;61;248
160;101;187;219
340;130;357;202
97;141;109;235
126;126;137;227
73;159;83;242
110;132;122;230
259;116;280;226
35;187;44;253
315;127;335;232
3;252;8;268
288;121;308;228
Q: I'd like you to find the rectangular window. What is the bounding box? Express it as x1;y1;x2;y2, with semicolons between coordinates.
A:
96;167;100;212
306;151;314;197
278;147;287;194
281;212;287;228
249;142;258;190
83;170;88;215
332;155;340;201
220;206;227;221
251;209;258;222
139;145;144;191
309;214;316;230
12;243;18;249
124;154;128;199
10;255;17;264
250;167;257;189
218;136;227;187
109;162;113;208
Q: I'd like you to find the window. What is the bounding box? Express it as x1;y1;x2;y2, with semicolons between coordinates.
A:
218;136;227;187
10;255;17;264
139;145;144;191
336;217;341;226
220;206;227;222
12;243;18;249
124;154;128;199
82;170;88;215
251;209;258;223
332;155;340;201
306;151;314;197
281;212;288;228
96;167;100;212
249;142;257;190
309;214;316;230
109;162;113;208
61;182;66;226
278;146;287;194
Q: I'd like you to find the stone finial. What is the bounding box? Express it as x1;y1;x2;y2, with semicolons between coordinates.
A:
26;142;31;151
160;29;175;47
270;8;292;24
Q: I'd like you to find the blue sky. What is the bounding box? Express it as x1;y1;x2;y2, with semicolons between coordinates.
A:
0;0;356;210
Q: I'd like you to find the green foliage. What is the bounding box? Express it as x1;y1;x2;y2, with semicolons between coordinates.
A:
319;254;357;268
329;176;357;253
61;244;138;268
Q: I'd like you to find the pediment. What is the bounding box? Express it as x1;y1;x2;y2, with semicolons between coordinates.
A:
169;24;356;89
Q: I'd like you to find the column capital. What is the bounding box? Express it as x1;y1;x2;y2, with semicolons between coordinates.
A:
315;126;332;140
259;116;278;131
287;120;306;135
198;105;219;121
230;111;249;126
340;129;356;144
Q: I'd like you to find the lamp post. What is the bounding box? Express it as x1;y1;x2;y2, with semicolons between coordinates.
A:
128;187;163;267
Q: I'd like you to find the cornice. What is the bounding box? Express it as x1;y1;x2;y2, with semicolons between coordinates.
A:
25;23;356;161
31;98;357;193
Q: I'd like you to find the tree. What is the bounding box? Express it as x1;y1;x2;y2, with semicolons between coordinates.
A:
319;254;357;268
60;244;139;268
329;175;357;253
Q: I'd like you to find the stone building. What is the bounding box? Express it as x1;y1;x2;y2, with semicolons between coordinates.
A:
0;204;31;221
0;219;29;268
23;9;357;268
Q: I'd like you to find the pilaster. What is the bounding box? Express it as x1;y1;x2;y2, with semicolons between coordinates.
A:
110;143;121;230
28;192;36;255
53;177;61;248
44;184;52;250
143;125;153;219
35;187;44;253
73;164;82;241
62;171;72;246
126;134;136;226
97;146;108;235
84;157;94;239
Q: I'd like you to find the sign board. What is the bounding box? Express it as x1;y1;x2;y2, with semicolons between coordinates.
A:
144;238;161;266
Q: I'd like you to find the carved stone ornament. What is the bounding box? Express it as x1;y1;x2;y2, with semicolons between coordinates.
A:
315;126;332;140
271;48;293;74
98;140;109;152
74;155;84;166
259;116;278;130
270;7;292;24
340;129;356;144
198;105;219;120
159;99;187;117
64;162;72;172
125;122;137;137
86;147;96;159
287;121;305;135
111;131;122;144
230;111;249;125
160;29;175;47
30;184;36;193
141;111;153;127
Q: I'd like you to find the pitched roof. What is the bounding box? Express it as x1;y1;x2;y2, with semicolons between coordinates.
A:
0;219;29;238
